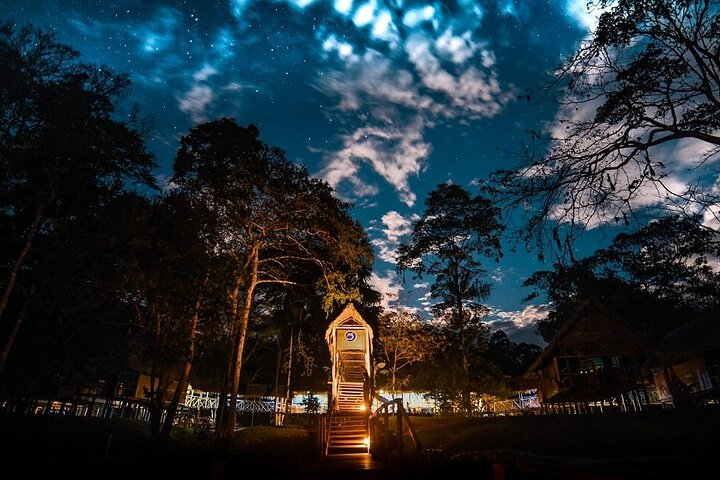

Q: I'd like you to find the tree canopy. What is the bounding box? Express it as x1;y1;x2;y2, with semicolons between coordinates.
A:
0;22;156;372
397;183;503;413
487;0;720;259
524;215;720;342
172;118;377;439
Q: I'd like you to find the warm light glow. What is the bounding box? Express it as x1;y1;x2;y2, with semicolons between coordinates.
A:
359;404;366;411
364;436;370;447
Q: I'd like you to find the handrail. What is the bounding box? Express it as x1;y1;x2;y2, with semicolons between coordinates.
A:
323;397;336;457
368;394;423;463
320;408;332;457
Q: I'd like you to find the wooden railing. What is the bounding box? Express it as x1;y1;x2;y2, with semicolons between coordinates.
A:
318;397;335;457
368;394;423;464
316;409;330;457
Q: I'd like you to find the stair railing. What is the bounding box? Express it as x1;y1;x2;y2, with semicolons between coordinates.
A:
321;397;336;457
368;394;423;463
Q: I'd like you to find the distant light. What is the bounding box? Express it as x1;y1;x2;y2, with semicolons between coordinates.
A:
364;436;370;447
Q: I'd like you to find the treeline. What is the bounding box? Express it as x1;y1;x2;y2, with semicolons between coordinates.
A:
0;23;378;443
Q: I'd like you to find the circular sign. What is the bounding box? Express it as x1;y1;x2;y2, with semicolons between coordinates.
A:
344;331;357;342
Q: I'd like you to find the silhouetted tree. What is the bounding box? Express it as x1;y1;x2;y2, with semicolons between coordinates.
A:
414;316;507;413
524;216;720;342
0;23;156;370
397;184;503;413
484;330;543;377
487;0;720;259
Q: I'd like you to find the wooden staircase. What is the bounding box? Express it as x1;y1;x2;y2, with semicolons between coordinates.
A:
327;411;369;454
337;381;365;411
326;381;368;454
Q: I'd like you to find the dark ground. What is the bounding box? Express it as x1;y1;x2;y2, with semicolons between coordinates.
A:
1;408;719;479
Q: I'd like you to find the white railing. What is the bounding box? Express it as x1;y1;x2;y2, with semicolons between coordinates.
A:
182;389;280;413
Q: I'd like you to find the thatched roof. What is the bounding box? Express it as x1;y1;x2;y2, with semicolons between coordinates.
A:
324;303;373;351
526;297;651;375
657;309;720;362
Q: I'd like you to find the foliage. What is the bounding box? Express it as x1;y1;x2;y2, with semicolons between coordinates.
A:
171;118;377;439
413;314;509;413
486;0;720;259
484;330;543;377
375;310;444;395
300;393;321;414
397;183;503;413
0;22;156;372
524;215;720;342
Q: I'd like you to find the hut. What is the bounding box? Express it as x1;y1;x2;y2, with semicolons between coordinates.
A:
652;309;720;406
525;297;653;413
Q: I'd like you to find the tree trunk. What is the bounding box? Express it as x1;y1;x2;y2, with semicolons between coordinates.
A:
217;246;258;442
226;282;255;433
160;272;210;441
0;285;36;372
214;280;242;445
0;196;52;362
457;298;472;415
148;313;163;438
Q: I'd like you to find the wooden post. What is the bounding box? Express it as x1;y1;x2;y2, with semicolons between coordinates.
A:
396;401;403;459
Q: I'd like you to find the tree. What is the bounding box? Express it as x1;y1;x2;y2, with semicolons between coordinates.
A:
413;315;507;414
397;183;503;413
484;330;543;377
524;215;720;342
0;23;156;369
376;310;443;397
171;118;375;442
487;0;720;259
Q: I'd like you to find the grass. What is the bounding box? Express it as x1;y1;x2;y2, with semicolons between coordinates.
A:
406;408;720;458
0;414;316;478
3;408;720;478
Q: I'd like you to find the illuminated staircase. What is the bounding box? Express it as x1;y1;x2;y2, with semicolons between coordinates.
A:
327;381;368;454
327;410;369;454
337;381;365;411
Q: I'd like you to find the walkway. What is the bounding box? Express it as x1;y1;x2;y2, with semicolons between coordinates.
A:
298;453;401;480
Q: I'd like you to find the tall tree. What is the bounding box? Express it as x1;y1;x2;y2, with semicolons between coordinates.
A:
0;23;156;369
397;183;503;413
487;0;720;259
172;118;375;442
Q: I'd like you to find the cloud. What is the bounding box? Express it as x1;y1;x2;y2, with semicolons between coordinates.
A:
402;5;436;29
404;33;511;117
435;28;478;65
369;270;404;311
380;210;415;242
485;304;550;345
178;85;215;123
318;118;430;206
369;210;416;263
491;267;506;283
564;0;606;32
333;0;353;16
318;48;438;116
315;6;514;207
230;0;251;19
193;65;218;82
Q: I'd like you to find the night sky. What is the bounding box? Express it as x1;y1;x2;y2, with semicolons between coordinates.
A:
3;0;612;344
